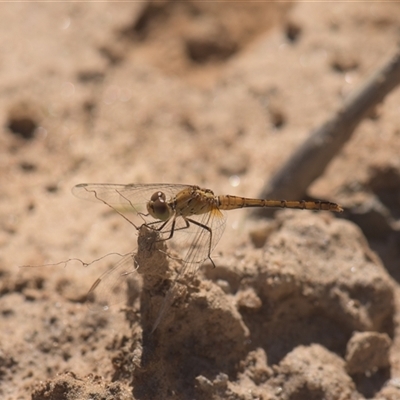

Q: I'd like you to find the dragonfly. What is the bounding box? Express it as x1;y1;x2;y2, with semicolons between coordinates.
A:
73;183;343;329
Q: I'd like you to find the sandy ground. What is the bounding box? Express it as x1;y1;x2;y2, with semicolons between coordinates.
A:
1;2;400;400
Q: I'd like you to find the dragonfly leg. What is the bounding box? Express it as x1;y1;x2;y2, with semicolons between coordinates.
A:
185;217;216;268
137;211;150;224
140;217;182;254
144;217;191;239
137;219;173;255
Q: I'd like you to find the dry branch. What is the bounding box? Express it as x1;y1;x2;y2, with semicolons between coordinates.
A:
252;45;400;218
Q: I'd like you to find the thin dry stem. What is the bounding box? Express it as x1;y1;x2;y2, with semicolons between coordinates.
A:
252;45;400;218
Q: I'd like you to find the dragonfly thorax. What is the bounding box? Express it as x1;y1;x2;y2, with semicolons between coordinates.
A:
147;191;174;221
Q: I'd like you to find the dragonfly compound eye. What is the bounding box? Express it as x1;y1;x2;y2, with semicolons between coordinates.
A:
148;191;171;221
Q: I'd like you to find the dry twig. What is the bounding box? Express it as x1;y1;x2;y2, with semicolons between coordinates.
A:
252;45;400;218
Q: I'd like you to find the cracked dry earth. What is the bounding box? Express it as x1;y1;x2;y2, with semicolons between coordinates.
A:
1;2;400;400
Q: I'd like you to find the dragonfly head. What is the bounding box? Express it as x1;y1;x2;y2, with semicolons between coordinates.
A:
147;191;173;221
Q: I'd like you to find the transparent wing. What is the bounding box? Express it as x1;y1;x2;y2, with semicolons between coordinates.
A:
72;183;195;230
175;207;226;267
86;251;139;312
72;183;191;214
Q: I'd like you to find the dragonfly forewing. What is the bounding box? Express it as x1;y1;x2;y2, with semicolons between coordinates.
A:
86;251;139;312
72;183;189;212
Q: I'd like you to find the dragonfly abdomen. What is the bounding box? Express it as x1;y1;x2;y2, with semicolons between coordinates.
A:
217;195;343;212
